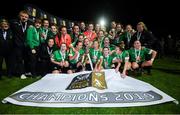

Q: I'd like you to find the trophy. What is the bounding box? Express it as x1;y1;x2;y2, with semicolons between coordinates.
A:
32;8;36;17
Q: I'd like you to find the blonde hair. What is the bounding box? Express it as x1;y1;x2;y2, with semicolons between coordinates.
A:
137;22;148;31
19;10;29;17
0;19;9;26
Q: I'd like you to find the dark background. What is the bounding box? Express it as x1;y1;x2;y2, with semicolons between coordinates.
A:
0;0;179;39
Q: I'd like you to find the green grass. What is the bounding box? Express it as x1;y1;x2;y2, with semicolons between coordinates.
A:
0;57;180;114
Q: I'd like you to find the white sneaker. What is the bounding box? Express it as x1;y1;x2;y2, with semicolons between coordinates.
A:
25;72;32;76
20;74;27;79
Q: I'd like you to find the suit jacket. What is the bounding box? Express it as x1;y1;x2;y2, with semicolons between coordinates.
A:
0;29;13;54
10;19;32;48
130;30;156;49
39;43;54;61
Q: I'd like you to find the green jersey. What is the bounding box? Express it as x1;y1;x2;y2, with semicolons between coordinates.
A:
69;48;85;64
52;50;69;62
101;55;113;69
112;50;129;63
128;47;152;63
89;48;102;63
40;27;50;43
97;37;104;48
47;31;57;40
119;32;131;42
26;25;41;49
70;32;83;47
112;34;124;46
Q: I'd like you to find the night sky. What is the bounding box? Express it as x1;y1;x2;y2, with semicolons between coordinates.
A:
0;0;179;38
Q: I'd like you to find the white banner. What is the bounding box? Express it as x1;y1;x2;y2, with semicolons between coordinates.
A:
2;69;177;107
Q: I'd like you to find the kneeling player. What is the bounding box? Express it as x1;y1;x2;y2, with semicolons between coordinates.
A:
69;41;85;73
51;43;71;74
112;45;131;76
129;40;157;75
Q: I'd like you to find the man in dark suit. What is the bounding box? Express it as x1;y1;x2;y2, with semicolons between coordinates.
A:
10;10;32;79
0;19;13;79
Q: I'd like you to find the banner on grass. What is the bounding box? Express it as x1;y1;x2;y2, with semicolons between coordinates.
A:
2;69;177;107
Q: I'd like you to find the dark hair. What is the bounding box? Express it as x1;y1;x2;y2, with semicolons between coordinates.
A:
115;45;124;51
47;37;54;44
60;26;67;30
88;23;94;26
93;40;99;44
98;30;104;34
78;33;84;38
104;36;110;40
50;23;57;27
73;24;79;29
48;37;54;41
103;47;109;50
76;41;83;46
42;18;49;23
60;42;67;47
56;26;67;38
34;18;42;24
